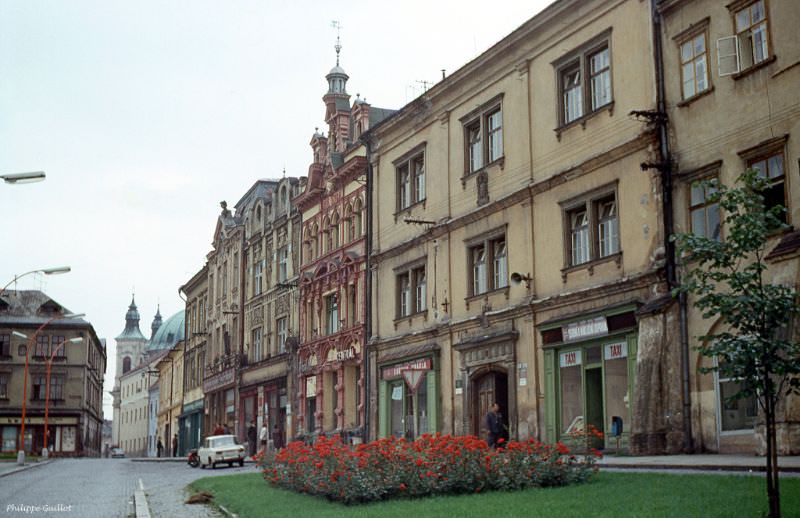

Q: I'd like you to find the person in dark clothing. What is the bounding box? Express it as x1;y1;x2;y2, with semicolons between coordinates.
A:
485;403;504;448
247;420;257;457
272;424;283;450
156;438;164;458
172;434;178;457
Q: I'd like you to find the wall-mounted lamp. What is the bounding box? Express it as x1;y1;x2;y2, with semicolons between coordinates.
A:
510;272;532;290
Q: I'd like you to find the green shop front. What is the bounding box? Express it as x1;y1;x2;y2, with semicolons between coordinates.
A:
178;398;204;455
540;305;638;450
378;355;439;439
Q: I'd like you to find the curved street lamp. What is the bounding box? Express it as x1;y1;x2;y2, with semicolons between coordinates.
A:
1;171;46;184
1;267;71;296
12;312;84;465
43;335;84;459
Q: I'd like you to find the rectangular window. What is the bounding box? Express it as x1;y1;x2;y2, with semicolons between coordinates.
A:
254;260;263;296
0;374;7;399
251;327;262;362
51;376;63;400
689;178;721;241
735;0;769;69
718;361;757;431
463;104;503;175
278;246;289;282
557;36;612;127
749;151;786;222
487;109;503;163
35;335;49;358
468;234;508;296
0;334;9;357
277;317;287;354
396;264;427;318
680;32;709;99
325;294;339;335
396;152;425;211
33;375;46;400
51;336;66;358
564;191;620;267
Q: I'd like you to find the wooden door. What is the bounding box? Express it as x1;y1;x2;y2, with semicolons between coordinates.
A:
474;374;496;436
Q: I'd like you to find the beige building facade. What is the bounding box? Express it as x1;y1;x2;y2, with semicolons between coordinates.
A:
658;0;800;453
156;341;184;456
366;0;679;452
180;265;208;454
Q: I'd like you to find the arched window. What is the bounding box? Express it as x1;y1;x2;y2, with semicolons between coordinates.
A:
123;356;131;374
353;198;363;238
322;216;331;254
331;212;340;250
303;228;312;264
311;223;319;259
256;205;262;222
343;204;353;243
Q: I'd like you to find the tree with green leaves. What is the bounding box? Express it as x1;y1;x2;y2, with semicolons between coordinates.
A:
672;168;800;518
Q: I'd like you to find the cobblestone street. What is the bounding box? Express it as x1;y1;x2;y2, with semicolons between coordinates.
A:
0;458;253;518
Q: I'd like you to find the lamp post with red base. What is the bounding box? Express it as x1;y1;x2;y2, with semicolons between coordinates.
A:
13;312;84;465
42;336;83;459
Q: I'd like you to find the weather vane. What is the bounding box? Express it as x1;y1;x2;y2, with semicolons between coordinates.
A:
331;20;342;65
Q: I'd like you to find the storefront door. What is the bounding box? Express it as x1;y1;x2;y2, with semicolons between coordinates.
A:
585;367;605;447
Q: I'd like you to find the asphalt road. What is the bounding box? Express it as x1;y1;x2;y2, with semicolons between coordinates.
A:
0;458;254;518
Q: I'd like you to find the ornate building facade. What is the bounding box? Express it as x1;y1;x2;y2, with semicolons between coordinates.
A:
293;45;394;441
240;176;302;449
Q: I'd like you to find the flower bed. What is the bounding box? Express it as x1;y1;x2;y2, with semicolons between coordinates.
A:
259;433;600;504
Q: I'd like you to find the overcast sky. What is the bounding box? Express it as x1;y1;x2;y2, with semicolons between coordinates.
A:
1;0;550;418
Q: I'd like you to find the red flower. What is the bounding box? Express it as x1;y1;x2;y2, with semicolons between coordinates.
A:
497;438;505;444
399;483;407;491
555;441;570;455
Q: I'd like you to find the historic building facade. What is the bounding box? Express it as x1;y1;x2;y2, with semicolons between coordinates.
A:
240;176;302;449
365;0;672;452
179;265;208;454
111;297;147;446
293;46;394;442
658;0;800;453
0;290;106;456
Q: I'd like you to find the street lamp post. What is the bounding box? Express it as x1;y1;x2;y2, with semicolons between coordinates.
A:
42;336;84;459
0;171;46;185
14;312;84;465
0;267;71;296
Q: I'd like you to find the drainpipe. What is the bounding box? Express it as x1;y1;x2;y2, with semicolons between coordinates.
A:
650;0;693;453
363;137;375;443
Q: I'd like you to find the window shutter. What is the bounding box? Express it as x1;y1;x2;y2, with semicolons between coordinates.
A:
717;36;740;76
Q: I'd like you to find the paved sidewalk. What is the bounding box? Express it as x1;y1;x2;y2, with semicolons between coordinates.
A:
598;454;800;472
0;459;53;478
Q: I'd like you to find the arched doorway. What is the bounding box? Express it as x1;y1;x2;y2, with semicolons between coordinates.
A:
471;369;509;438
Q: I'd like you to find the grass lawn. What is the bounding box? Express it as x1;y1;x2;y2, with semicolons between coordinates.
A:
190;470;800;517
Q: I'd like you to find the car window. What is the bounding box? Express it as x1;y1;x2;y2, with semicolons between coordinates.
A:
213;436;236;447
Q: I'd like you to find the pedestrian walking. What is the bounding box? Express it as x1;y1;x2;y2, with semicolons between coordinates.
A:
247;420;257;457
172;434;178;457
156;437;163;458
485;403;505;448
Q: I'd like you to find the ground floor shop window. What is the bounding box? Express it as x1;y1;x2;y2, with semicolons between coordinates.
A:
2;426;16;451
225;389;235;429
550;336;634;446
379;358;437;439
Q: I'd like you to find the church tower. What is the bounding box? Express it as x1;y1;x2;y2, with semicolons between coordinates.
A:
111;295;148;445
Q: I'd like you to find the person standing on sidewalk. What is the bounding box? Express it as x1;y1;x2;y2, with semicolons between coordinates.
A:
259;422;268;453
247;420;257;457
156;438;163;458
485;403;503;448
172;434;178;457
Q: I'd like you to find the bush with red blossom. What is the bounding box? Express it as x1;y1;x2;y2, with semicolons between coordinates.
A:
259;433;599;504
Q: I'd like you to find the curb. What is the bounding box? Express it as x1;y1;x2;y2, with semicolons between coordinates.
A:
130;457;257;464
599;463;800;473
217;503;237;518
134;478;151;518
0;459;54;478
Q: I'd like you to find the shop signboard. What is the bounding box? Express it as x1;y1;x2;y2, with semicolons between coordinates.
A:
562;317;607;342
382;358;432;380
559;350;582;368
604;342;627;360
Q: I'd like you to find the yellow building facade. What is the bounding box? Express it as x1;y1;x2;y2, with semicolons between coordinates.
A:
366;0;677;452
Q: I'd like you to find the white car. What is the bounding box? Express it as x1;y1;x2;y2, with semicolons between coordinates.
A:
110;447;125;458
198;435;245;469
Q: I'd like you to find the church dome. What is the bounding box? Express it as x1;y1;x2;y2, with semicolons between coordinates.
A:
146;309;185;352
328;64;347;77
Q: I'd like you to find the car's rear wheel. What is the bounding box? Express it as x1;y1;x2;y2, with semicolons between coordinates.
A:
228;462;233;467
238;459;244;467
210;458;215;469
